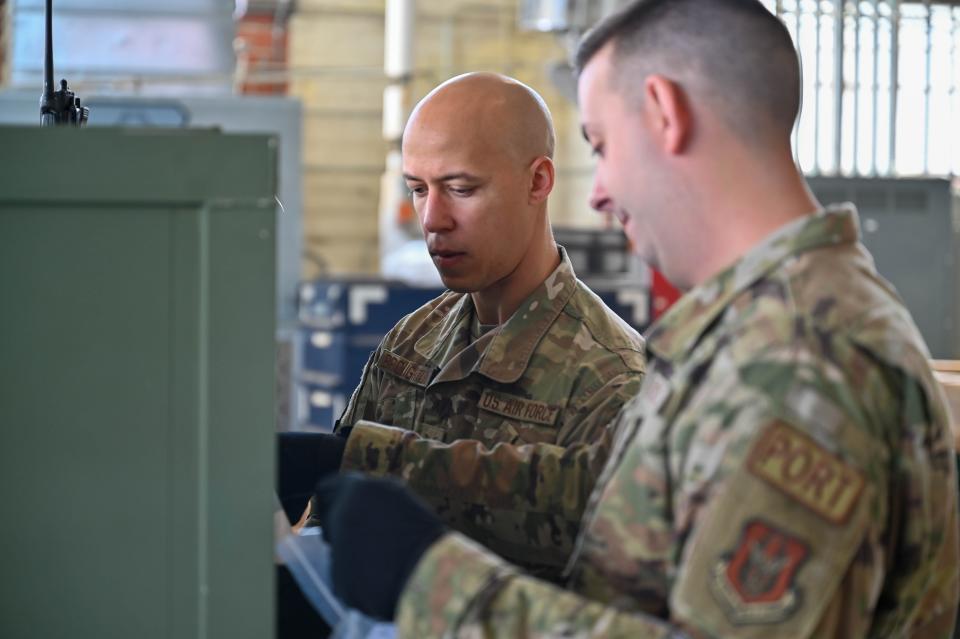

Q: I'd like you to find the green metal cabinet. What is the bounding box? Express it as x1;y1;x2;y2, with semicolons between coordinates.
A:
0;126;277;638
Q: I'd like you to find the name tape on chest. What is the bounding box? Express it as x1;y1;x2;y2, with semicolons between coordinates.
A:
478;390;560;426
747;421;865;525
377;351;432;387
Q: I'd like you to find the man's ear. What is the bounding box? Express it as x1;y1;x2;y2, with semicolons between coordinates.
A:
529;156;555;204
643;74;692;155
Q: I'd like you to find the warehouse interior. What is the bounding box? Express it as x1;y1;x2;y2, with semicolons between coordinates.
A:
1;0;959;637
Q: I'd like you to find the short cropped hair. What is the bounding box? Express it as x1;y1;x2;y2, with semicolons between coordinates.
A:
575;0;801;142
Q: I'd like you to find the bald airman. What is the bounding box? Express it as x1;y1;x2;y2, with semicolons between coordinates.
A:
300;73;646;579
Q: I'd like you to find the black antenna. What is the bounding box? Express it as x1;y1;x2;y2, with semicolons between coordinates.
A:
43;0;54;106
39;0;89;127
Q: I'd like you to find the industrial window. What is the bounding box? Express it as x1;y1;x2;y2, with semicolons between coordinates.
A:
760;0;960;177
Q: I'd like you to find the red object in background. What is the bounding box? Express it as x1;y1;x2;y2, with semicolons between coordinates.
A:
236;13;288;95
650;268;681;321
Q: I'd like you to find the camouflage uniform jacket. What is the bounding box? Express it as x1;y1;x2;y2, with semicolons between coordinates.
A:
396;206;960;638
335;247;646;576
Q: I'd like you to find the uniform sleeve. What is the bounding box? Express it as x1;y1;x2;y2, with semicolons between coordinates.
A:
396;533;685;639
393;342;959;638
340;372;644;575
582;345;889;639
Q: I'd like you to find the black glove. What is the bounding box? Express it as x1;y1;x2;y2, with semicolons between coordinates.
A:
276;431;348;524
312;473;445;620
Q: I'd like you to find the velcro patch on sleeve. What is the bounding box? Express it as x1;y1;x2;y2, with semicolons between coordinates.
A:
377;351;433;387
710;519;809;624
478;390;560;426
747;421;865;525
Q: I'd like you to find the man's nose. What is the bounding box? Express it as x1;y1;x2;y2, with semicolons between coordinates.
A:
420;190;455;233
589;175;613;213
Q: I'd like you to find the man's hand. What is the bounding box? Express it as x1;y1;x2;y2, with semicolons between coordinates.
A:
276;431;348;524
312;473;446;620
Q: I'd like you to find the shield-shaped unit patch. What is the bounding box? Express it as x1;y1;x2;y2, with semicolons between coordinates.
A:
710;519;809;624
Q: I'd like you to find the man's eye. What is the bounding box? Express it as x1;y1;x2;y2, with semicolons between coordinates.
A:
408;186;426;197
591;144;604;158
449;186;475;197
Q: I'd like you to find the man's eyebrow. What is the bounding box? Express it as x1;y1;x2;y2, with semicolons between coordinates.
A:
439;172;480;182
580;125;591;142
402;172;480;182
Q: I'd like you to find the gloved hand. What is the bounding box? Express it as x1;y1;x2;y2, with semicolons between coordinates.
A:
276;431;348;524
311;473;446;620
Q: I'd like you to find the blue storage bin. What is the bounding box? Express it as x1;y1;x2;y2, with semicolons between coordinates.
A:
298;381;352;432
298;280;444;333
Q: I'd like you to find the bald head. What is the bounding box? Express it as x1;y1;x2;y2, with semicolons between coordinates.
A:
404;73;555;166
401;73;560;316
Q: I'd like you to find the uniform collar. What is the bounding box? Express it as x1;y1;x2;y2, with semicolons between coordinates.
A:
414;246;578;384
646;205;860;364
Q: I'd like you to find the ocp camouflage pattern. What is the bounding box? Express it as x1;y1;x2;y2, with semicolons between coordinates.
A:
396;206;960;638
336;247;646;577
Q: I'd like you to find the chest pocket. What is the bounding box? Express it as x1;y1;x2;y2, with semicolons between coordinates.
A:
476;389;564;446
373;350;431;429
